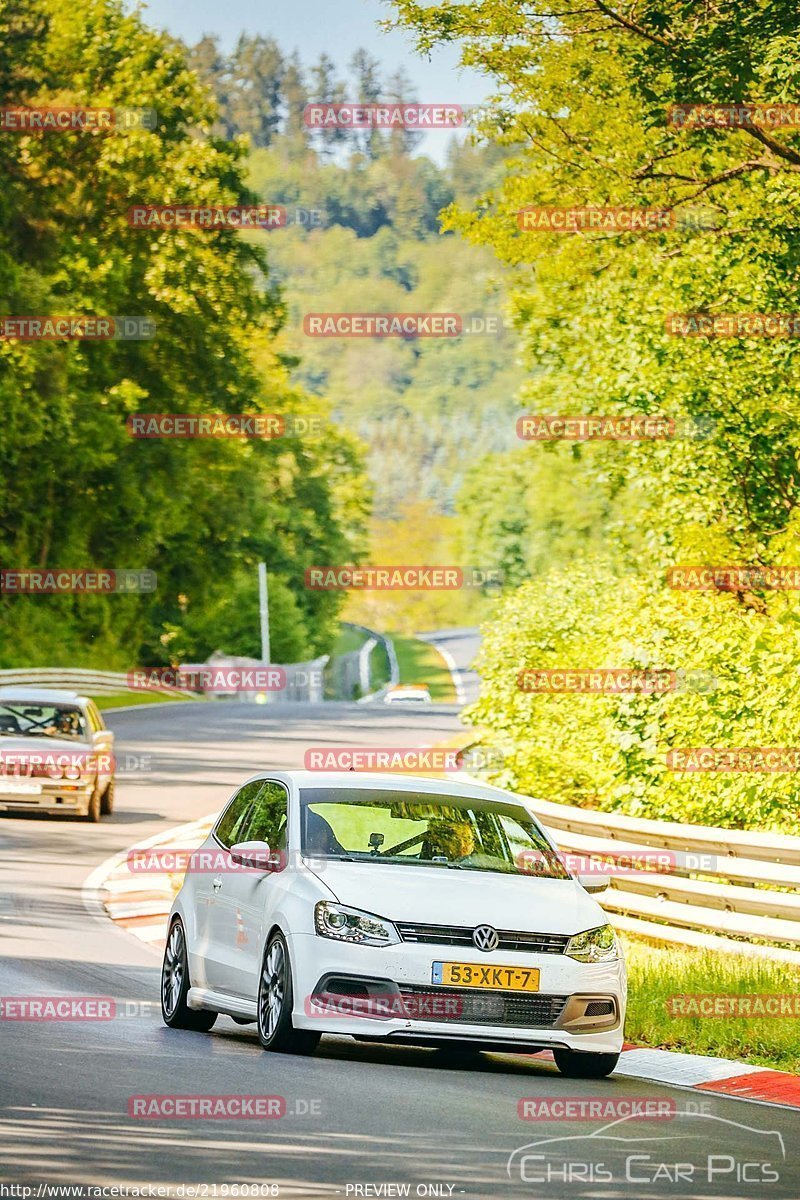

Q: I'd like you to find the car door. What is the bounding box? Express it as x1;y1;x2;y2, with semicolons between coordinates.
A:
195;780;263;991
211;780;290;1001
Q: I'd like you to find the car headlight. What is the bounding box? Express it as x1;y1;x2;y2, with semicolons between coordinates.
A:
565;924;620;963
314;902;400;946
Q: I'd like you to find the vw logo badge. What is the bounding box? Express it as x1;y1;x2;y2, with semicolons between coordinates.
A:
472;924;499;952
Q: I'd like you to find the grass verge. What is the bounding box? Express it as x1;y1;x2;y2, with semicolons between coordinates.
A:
391;634;457;702
92;691;200;710
330;626;370;658
622;933;800;1073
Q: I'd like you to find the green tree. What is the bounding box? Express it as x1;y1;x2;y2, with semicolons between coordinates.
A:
0;0;368;668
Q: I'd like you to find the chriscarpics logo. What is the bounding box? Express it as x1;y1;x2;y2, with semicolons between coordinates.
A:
507;1111;785;1187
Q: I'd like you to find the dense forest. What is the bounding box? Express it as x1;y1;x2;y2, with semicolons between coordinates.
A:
0;3;376;668
186;33;525;522
388;0;800;832
8;0;800;835
0;7;518;662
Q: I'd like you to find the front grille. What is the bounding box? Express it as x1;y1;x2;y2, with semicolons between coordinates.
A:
396;922;569;955
398;985;569;1028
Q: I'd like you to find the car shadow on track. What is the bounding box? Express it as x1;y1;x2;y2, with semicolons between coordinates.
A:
211;1020;560;1077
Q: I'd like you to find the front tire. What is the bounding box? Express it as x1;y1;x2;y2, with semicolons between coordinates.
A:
100;778;115;815
161;919;217;1031
553;1048;619;1078
84;783;101;823
257;932;319;1054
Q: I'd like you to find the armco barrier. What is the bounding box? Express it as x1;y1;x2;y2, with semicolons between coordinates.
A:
339;622;399;701
525;790;800;963
0;667;187;696
457;749;800;964
0;660;329;702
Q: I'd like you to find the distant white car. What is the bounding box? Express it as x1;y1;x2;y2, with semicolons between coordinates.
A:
0;688;115;821
162;771;626;1076
383;685;432;705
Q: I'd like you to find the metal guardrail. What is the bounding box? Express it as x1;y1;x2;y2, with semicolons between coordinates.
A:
455;740;800;963
340;622;399;701
517;789;800;963
0;660;329;703
0;668;187;696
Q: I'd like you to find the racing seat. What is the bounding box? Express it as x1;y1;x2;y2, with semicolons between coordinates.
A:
304;808;346;856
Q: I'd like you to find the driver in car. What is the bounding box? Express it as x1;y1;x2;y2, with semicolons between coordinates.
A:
43;710;83;739
422;819;475;862
423;818;504;870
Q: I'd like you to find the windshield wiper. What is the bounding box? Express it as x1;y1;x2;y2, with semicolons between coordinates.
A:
304;853;360;862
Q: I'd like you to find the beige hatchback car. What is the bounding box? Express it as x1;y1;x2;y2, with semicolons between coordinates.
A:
0;688;115;821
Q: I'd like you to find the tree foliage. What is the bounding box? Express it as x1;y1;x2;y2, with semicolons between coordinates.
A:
0;0;368;667
391;0;800;829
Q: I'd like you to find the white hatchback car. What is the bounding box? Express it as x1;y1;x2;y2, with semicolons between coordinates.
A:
162;771;626;1076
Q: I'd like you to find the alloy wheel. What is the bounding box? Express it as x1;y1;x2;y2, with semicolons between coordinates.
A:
162;922;184;1018
260;939;285;1040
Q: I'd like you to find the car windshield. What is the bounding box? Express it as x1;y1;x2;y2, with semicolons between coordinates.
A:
299;787;570;878
0;703;88;742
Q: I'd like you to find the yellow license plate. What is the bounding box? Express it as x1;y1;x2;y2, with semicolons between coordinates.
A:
432;962;540;991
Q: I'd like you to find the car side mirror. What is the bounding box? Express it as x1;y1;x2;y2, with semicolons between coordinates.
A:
230;840;273;870
578;874;610;894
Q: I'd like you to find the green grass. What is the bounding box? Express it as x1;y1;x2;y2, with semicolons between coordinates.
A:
391;634;457;703
622;934;800;1073
331;626;370;657
92;691;201;710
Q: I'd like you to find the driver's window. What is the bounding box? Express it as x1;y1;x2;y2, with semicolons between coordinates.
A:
215;781;263;848
240;782;288;849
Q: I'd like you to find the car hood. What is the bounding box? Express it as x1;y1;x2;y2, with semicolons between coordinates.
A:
306;859;604;935
0;736;91;757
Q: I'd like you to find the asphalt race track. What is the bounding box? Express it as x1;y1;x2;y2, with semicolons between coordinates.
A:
1;682;798;1197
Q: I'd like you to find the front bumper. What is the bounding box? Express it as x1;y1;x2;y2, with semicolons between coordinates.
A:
290;933;626;1054
0;781;93;814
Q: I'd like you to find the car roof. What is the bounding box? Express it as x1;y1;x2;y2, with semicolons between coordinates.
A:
0;688;88;704
246;769;516;802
